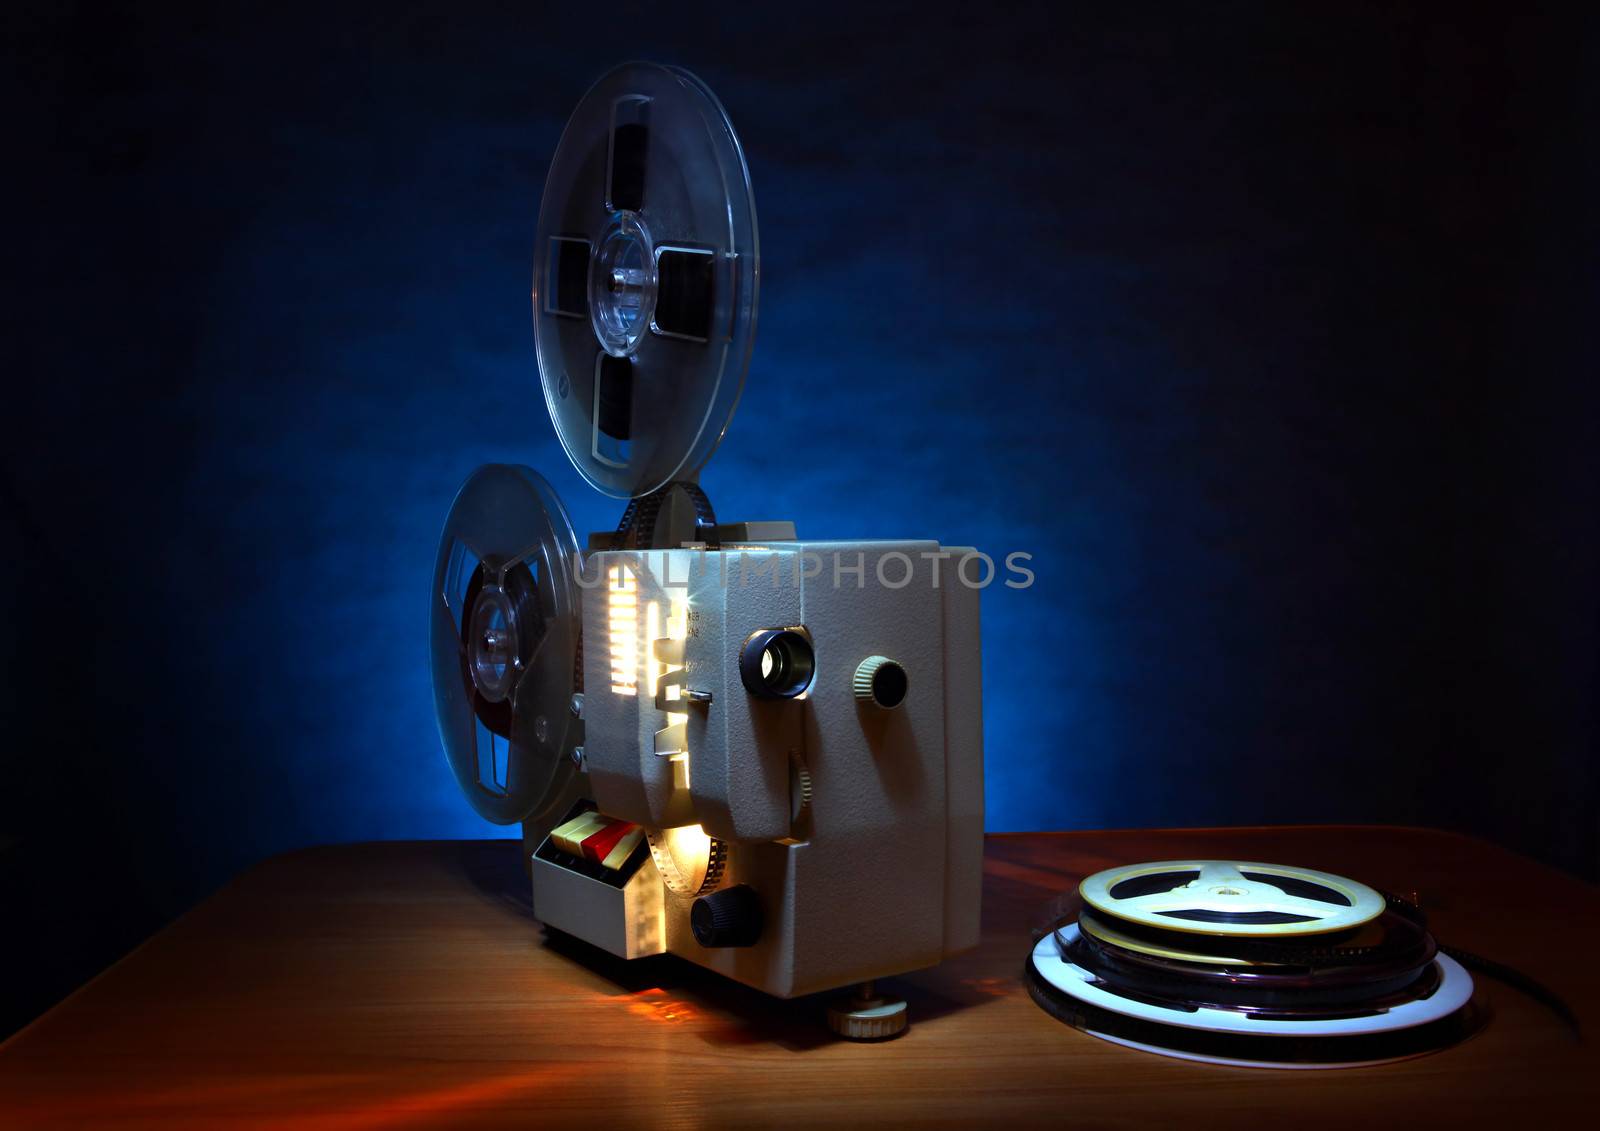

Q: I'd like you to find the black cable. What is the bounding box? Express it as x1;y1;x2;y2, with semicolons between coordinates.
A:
1438;943;1583;1039
1381;890;1583;1041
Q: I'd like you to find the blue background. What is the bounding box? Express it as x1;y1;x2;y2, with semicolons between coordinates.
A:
4;2;1595;1035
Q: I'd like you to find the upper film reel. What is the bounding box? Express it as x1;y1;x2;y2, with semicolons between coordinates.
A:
1079;860;1386;938
431;464;584;825
533;62;760;498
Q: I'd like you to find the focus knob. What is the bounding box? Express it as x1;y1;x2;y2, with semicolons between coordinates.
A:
853;655;908;709
691;884;763;948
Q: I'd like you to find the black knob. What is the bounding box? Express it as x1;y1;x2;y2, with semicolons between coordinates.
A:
691;885;763;948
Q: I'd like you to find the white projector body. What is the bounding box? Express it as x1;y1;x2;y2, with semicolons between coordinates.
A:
527;540;985;997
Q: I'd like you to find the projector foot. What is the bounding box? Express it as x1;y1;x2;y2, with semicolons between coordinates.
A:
826;981;909;1041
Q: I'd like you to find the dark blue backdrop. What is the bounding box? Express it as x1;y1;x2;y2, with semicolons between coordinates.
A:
5;2;1595;1035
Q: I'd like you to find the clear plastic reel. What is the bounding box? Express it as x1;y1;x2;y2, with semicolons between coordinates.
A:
431;464;583;824
533;62;759;498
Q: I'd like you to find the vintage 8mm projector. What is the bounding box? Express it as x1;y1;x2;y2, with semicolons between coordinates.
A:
429;63;984;1039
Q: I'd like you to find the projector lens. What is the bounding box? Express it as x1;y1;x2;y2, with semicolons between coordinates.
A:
740;629;815;699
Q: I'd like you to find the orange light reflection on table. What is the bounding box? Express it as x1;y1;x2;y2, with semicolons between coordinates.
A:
10;1063;582;1131
622;986;699;1026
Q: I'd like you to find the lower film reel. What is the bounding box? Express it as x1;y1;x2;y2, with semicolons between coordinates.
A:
431;464;584;828
1027;860;1480;1068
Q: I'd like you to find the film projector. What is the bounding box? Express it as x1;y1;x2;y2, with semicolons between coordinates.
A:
429;63;984;1039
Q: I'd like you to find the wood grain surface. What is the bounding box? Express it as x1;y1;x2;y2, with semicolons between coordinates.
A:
1;827;1594;1128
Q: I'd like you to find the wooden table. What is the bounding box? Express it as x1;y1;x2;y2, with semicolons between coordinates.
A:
1;827;1594;1127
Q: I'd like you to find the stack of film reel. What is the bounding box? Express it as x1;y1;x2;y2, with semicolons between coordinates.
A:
1026;861;1482;1068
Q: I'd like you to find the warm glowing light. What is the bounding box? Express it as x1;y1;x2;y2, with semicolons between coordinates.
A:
623;986;698;1026
608;565;638;695
650;593;691;763
667;823;710;859
652;825;716;895
646;598;662;697
666;594;688;727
